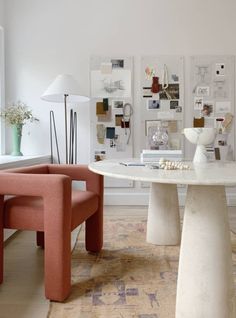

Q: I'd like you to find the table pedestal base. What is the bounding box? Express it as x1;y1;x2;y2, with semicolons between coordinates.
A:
147;183;180;245
176;185;235;318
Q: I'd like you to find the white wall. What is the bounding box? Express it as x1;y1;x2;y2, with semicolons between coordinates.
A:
0;0;4;26
3;0;236;203
0;0;5;153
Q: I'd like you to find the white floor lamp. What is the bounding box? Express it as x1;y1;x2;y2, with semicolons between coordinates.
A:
41;74;89;164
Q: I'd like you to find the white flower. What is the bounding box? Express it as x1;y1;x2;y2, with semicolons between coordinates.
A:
0;101;39;125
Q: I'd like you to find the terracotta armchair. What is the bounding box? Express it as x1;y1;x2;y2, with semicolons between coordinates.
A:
0;164;103;301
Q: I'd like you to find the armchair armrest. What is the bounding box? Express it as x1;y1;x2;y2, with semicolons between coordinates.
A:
0;172;72;233
48;164;103;197
0;173;70;197
2;164;49;174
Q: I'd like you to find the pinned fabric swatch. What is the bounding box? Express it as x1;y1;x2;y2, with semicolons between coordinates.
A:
106;127;115;139
103;98;109;111
168;121;178;133
96;102;106;115
96;124;106;144
115;114;123;126
97;106;112;122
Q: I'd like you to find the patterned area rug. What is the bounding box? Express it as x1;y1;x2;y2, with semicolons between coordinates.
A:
48;218;236;318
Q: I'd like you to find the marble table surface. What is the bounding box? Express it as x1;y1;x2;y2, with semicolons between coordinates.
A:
89;159;236;186
89;159;236;317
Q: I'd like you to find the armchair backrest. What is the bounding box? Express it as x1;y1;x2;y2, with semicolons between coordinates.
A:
2;164;49;174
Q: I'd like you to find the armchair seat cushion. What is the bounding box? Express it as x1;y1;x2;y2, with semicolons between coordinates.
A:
71;190;99;230
4;190;99;232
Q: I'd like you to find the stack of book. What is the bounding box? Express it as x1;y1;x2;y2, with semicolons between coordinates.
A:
141;149;183;163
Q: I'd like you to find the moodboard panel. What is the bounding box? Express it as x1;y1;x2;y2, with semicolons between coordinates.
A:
140;56;185;153
190;55;235;160
90;56;134;188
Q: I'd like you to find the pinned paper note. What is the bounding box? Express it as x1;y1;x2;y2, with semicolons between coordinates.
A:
157;111;174;120
100;62;112;74
215;101;231;113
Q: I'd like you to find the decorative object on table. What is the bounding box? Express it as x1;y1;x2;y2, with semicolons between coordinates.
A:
148;126;169;150
151;76;160;93
0;101;39;156
158;158;190;170
184;127;216;163
41;74;89;164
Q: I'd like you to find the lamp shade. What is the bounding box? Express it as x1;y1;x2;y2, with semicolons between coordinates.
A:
41;74;90;103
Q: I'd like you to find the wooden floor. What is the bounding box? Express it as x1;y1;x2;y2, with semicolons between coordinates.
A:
0;206;236;318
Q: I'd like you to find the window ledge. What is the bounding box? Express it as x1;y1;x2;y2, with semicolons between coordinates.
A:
0;154;51;169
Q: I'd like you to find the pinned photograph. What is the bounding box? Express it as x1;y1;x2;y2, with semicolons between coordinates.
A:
194;97;203;110
143;87;152;98
147;99;160;110
111;59;124;69
112;100;124;109
215;101;231;113
94;150;106;161
171;74;179;82
159;84;179;100
196;86;210;97
175;106;182;113
91;70;131;98
170;100;179;109
201;102;213;117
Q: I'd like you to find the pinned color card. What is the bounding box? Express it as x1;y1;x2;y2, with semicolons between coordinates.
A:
103;98;109;111
96;102;106;115
106;127;115;139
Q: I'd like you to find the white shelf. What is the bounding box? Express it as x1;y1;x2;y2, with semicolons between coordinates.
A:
0;154;51;170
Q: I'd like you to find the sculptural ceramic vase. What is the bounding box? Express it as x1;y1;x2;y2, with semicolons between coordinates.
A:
151;76;160;93
11;124;23;156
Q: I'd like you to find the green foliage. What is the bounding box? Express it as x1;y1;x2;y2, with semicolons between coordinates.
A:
0;101;39;126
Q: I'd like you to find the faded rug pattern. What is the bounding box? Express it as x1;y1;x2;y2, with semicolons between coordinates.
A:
48;218;236;318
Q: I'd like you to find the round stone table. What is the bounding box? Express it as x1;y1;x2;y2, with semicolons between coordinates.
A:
89;159;236;318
